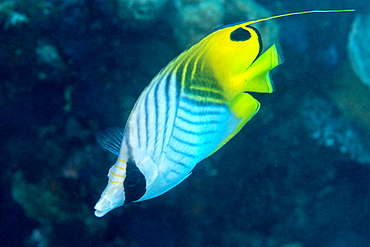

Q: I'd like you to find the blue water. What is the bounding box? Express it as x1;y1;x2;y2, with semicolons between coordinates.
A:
1;1;369;246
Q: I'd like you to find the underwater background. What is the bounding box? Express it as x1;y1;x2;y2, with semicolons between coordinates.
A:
1;0;370;246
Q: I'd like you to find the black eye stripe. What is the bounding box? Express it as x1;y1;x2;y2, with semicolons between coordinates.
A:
125;169;142;187
230;27;252;41
124;161;146;204
247;26;263;57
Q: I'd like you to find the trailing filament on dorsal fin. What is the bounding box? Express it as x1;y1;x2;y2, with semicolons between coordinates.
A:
212;9;355;33
96;127;124;156
246;9;355;26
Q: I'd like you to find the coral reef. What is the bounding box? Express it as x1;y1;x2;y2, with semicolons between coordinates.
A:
0;0;28;29
1;0;370;246
301;95;370;164
116;0;168;25
171;0;279;49
172;0;225;49
329;63;370;133
11;171;80;222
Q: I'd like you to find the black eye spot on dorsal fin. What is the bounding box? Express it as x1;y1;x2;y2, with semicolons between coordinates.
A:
230;27;252;41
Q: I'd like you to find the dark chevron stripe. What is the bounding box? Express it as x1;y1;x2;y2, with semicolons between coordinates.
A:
176;63;186;90
177;115;222;126
135;110;141;148
181;94;226;106
186;88;225;100
153;78;161;147
168;144;197;159
172;134;211;147
159;74;173;153
144;90;150;149
166;155;189;168
174;123;218;136
178;104;225;116
169;169;181;175
184;59;193;85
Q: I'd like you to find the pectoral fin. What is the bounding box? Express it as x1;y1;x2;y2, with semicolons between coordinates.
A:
96;127;124;155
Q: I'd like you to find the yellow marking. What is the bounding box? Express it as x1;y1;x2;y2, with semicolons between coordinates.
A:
183;93;226;104
110;170;124;177
181;60;191;90
191;47;208;80
109;180;120;184
114;165;126;171
188;49;205;81
173;64;181;84
189;85;223;95
180;50;201;89
118;159;127;163
190;56;199;81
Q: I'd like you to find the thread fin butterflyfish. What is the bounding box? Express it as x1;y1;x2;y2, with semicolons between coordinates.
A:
94;9;354;217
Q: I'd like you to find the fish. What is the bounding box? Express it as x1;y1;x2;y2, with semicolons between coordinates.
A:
94;9;354;217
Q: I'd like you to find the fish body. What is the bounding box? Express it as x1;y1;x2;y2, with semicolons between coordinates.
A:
94;9;354;217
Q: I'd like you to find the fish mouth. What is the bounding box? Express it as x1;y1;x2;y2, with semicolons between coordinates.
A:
94;210;108;218
94;197;115;217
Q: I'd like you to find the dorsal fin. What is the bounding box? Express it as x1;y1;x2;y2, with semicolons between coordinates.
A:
212;9;354;33
96;127;124;156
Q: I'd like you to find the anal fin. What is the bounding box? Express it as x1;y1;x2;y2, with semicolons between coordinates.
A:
209;93;260;156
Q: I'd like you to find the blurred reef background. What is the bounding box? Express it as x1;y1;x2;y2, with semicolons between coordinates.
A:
1;0;370;246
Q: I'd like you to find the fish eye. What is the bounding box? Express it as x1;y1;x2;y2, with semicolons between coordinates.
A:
124;169;141;187
124;168;146;204
230;27;251;42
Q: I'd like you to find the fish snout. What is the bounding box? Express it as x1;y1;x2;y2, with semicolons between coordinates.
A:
94;197;115;217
